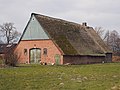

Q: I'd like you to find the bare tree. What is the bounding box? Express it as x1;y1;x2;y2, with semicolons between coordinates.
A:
109;30;119;52
95;27;120;56
0;39;4;44
0;22;21;44
95;27;105;39
115;38;120;51
103;30;110;46
95;27;111;44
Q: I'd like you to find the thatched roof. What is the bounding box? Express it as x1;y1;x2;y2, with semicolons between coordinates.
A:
0;44;17;54
33;13;111;55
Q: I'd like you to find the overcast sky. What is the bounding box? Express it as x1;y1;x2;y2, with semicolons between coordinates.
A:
0;0;120;33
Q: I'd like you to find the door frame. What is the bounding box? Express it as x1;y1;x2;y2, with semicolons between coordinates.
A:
29;48;41;64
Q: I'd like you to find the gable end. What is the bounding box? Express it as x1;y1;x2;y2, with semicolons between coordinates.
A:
21;14;49;40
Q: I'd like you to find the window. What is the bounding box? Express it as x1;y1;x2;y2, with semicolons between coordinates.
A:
24;49;27;55
43;48;47;55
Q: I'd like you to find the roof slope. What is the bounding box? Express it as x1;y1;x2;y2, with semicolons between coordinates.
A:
33;13;111;55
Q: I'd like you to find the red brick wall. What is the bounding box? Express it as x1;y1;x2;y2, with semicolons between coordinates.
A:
15;40;63;64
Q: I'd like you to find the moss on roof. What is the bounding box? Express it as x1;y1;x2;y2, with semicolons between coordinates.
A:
55;35;78;55
33;13;111;55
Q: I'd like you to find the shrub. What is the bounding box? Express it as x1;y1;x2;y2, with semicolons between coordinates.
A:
0;56;3;65
4;50;20;67
0;59;2;65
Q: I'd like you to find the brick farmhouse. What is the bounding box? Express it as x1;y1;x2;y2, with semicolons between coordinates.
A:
14;13;112;65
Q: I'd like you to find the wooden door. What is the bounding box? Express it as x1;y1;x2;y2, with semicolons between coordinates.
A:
30;48;41;64
55;54;60;65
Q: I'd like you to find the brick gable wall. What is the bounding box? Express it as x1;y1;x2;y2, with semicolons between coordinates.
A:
15;40;63;64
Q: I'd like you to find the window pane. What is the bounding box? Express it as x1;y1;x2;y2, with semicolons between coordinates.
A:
24;49;27;55
43;48;47;55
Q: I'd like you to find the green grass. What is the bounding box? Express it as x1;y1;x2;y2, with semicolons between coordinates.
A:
0;63;120;90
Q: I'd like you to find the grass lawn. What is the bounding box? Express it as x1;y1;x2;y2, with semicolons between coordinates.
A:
0;63;120;90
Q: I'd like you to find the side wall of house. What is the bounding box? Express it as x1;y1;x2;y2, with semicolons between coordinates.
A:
105;53;112;63
15;40;63;64
63;55;106;65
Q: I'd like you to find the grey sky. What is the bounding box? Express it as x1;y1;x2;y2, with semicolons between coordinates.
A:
0;0;120;33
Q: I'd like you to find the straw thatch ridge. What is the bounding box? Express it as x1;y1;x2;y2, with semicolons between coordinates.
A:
33;13;111;55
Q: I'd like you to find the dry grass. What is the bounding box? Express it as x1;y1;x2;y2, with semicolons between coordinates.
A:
112;56;120;62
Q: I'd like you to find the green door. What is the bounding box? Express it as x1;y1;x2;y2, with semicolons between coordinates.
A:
55;54;60;65
30;48;41;64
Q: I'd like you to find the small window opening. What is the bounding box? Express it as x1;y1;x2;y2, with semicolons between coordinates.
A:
24;49;27;55
43;48;47;55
